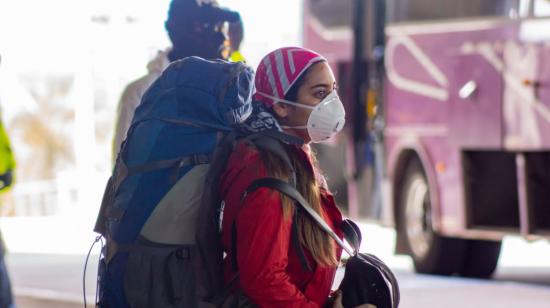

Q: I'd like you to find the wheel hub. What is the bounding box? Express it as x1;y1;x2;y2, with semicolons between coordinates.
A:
405;175;433;260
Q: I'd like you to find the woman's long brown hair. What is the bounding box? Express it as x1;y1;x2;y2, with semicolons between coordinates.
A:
250;60;337;267
257;145;338;267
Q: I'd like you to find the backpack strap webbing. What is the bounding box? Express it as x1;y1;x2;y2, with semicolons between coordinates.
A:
126;154;211;177
100;154;212;224
195;131;242;303
126;154;212;184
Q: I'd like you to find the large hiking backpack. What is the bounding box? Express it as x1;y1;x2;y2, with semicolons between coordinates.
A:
93;56;255;308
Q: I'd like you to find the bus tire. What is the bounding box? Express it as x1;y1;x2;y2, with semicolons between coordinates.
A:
459;239;501;278
398;159;466;275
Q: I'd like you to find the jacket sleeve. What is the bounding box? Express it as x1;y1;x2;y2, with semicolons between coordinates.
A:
235;189;320;308
224;148;320;308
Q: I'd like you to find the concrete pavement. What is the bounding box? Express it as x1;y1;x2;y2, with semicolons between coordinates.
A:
4;217;550;307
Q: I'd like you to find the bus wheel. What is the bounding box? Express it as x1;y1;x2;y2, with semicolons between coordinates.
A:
398;159;466;275
458;239;501;278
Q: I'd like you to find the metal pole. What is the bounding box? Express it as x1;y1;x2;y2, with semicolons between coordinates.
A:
528;0;535;17
352;0;366;146
347;0;367;218
348;0;387;218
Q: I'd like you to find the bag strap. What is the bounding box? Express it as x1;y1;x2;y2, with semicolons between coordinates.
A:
340;219;362;254
196;131;244;305
243;177;355;256
360;253;400;308
126;154;211;177
100;153;212;224
245;178;400;308
116;243;190;258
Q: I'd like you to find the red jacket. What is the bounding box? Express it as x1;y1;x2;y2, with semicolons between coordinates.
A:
220;142;343;308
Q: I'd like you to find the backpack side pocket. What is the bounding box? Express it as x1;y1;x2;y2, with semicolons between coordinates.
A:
123;242;197;308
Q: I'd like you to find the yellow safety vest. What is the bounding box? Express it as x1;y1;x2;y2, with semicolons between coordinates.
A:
229;51;246;63
0;119;15;190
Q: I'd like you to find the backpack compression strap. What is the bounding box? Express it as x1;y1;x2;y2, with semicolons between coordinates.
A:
127;154;212;183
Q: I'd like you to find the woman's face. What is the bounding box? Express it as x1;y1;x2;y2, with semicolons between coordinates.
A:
275;61;337;143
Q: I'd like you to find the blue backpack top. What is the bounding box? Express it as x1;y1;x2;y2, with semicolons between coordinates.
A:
99;56;253;244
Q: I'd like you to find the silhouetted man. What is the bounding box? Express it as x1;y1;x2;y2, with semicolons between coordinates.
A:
113;0;240;160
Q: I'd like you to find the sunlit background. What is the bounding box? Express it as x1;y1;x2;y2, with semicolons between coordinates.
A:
2;1;550;306
1;0;550;267
0;0;302;254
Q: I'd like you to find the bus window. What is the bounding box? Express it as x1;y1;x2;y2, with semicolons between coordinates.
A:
387;0;520;23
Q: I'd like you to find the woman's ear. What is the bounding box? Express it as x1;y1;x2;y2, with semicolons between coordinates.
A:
272;102;290;118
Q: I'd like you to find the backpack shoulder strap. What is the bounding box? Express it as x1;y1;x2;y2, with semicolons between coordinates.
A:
195;130;243;303
244;177;355;256
243;130;303;185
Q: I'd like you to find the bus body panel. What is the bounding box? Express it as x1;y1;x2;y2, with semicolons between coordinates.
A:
302;0;550;240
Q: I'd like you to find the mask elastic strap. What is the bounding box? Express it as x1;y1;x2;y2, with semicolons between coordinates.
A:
280;125;308;130
256;92;316;110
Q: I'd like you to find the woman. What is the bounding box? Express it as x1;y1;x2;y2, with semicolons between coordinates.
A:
219;47;347;308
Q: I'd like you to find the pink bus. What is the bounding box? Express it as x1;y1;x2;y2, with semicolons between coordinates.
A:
304;0;550;277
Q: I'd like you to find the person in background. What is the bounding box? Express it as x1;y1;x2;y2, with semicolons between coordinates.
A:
112;0;240;161
228;19;246;63
0;54;16;308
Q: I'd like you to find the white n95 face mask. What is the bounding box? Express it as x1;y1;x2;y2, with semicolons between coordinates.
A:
258;91;346;143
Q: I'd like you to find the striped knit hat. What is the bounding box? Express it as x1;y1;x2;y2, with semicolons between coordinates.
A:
254;47;326;107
